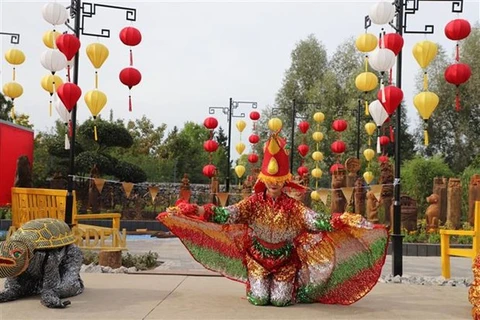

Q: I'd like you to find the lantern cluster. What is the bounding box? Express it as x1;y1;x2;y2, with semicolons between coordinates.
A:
412;40;439;146
296;120;310;178
355;32;378;115
202;117;219;179
309;112;325;202
119;26;142;112
444;19;471;111
330;118;347;173
2;48;25;121
247;111;261;170
234;120;247;182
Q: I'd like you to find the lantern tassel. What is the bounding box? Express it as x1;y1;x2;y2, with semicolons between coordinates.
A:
94;125;98;141
67;65;71;82
95;71;98;89
455;87;461;112
49;100;52;117
390;125;394;142
376;136;381;154
368;136;371;146
380;81;385;103
365;100;369;116
130;49;133;66
423;72;428;91
12;67;16;81
68;120;73;137
129;93;132;112
364;56;368;72
65;133;70;150
389;67;393;85
424;129;429;146
455;43;460;62
11;103;15;120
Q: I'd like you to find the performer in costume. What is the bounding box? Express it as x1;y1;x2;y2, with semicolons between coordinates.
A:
157;120;388;307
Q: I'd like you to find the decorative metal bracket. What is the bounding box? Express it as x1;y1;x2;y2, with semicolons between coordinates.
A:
66;0;137;38
0;32;20;44
231;101;257;120
209;106;229;116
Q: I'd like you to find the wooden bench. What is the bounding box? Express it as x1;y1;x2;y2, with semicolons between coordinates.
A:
8;187;127;251
440;200;480;278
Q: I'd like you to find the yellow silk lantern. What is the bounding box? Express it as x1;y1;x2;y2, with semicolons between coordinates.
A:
414;91;439;146
41;74;64;116
235;142;246;155
268;118;282;132
355;33;378;53
42;30;61;49
363;148;375;162
236;120;246;132
412;41;438;69
313;112;325;123
311;168;323;179
312;151;324;161
355;72;378;92
85;89;108;141
235;165;246;178
310;190;320;201
365;122;376;146
363;171;374;185
3;82;23;119
312;131;324;142
86;43;109;88
5;48;26;65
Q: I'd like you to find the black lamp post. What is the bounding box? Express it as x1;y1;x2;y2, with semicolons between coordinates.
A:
351;99;364;160
364;0;465;277
208;98;257;192
0;32;20;44
63;0;137;226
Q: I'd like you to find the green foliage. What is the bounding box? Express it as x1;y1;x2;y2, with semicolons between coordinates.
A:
0;205;12;220
78;119;133;150
81;250;159;270
0;93;33;128
114;160;147;183
461;165;480;220
401;156;454;212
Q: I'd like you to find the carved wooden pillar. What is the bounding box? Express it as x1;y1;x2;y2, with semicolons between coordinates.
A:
379;162;394;226
354;177;366;216
331;168;347;213
469;174;480;226
88;165;100;213
447;178;462;229
433;177;448;226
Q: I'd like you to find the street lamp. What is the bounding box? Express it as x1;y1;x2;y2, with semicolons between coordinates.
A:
0;32;20;44
351;99;364;160
364;0;465;276
63;0;137;226
208;97;257;192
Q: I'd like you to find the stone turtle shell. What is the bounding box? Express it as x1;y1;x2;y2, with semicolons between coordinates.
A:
10;218;77;250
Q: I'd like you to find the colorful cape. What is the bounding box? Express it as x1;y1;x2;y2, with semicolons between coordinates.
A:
158;212;388;305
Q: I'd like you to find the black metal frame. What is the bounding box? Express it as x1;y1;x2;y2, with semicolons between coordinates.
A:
63;0;137;226
0;32;20;44
364;0;464;277
208;98;257;192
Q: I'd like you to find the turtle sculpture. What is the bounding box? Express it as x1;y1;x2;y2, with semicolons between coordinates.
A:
0;218;84;308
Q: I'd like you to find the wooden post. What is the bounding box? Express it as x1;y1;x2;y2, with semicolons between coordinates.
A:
433;177;448;225
379;161;394;227
99;250;122;269
447;178;462;229
331;167;347;213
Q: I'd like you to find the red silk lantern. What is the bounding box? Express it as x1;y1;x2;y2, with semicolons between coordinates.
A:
383;33;404;56
297;144;309;157
57;83;82;112
249;111;260;121
444;19;471;41
203;117;218;130
119;67;142;112
203;140;218;153
331;140;346;154
55;34;80;61
119;26;142;46
248;134;259;144
330;163;344;174
202;164;216;178
378;155;389;163
445;63;472;111
379;136;390;146
248;153;259;164
332;119;347;132
298;121;309;134
377;85;403;115
297;166;308;176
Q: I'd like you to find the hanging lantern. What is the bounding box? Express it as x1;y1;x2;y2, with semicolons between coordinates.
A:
56;34;81;62
330;163;344;174
235;142;246;155
379;135;390;146
444;63;471;111
248;153;259;164
311;168;323;179
297;144;309;157
84;89;107;141
310;191;321;202
119;67;142;111
378;155;389;163
377;85;403;115
57;82;82;112
249;111;260;121
42;30;61;49
332;119;348;132
355;33;378;52
203;117;218;130
365;122;376;146
369;1;395;25
40;49;67;74
312;151;324;161
383;33;404;56
368;100;389;153
363;171;374;185
119;26;142;46
297;166;308;176
368;48;396;73
53;96;72;150
203;140;219;153
248;134;259;144
331;141;346;154
444;19;471;41
5;48;26;65
312;131;324;142
2;82;23;119
412;41;438;69
363;148;375;162
202;164;217;178
268;118;282;132
313;112;325;123
298;121;309;134
414;91;439;145
86;43;109;69
42;2;68;26
355;72;378;92
236;120;246;132
235;165;246;179
41;74;64;116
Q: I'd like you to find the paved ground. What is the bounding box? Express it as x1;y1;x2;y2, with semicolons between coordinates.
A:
0;236;475;319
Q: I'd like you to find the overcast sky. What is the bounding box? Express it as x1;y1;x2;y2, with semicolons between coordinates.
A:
1;0;479;150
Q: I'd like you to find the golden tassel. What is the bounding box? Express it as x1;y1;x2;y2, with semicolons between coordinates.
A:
49;100;52;117
423;72;428;91
365;57;368;72
11;103;15;120
365;100;369;116
424;129;429;146
94;125;98;141
12;67;16;81
95;71;98;89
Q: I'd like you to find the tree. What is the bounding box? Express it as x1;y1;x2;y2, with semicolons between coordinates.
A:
0;93;33;128
124;115;167;156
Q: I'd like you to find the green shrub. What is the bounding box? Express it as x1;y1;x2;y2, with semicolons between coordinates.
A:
81;250;159;270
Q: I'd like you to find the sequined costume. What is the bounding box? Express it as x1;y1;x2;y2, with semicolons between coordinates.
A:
158;193;388;306
469;253;480;319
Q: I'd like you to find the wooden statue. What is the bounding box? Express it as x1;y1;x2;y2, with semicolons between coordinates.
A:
88;164;101;213
433;177;448;226
344;158;360;188
469;174;480;227
242;175;255;199
331;167;347;213
447;178;462;229
379;161;394;226
354;177;366;216
14;155;33;188
179;173;191;202
366;191;381;223
425;193;440;231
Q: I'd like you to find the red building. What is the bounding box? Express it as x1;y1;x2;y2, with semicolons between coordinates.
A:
0;120;34;205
